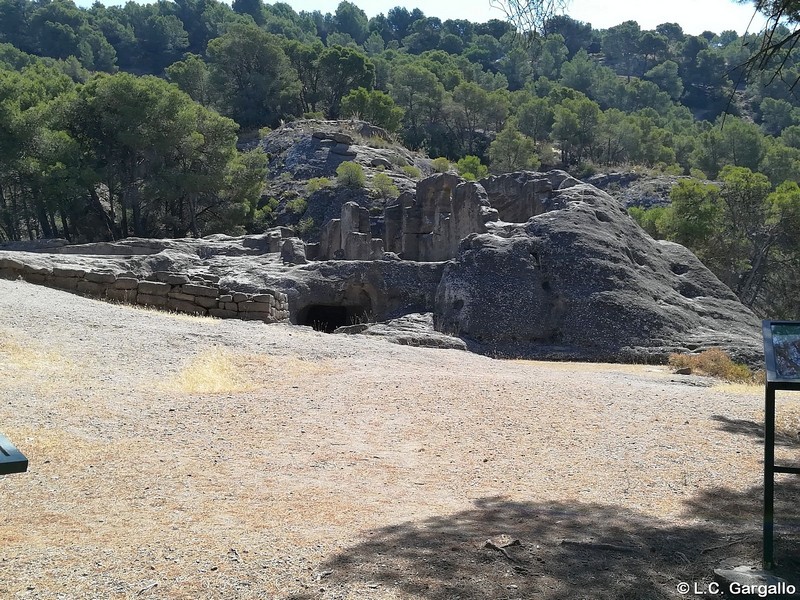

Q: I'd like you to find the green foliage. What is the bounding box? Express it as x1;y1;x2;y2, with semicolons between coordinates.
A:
340;87;403;132
206;23;299;129
628;206;670;238
431;157;451;172
296;216;316;237
372;172;399;198
318;45;375;119
336;161;365;188
307;177;332;193
456;155;488;180
285;197;308;214
402;165;421;179
489;119;540;174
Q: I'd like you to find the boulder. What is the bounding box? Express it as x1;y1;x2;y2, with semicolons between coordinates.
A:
281;238;308;265
435;177;762;364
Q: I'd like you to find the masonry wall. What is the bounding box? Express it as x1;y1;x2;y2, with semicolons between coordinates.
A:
0;258;290;324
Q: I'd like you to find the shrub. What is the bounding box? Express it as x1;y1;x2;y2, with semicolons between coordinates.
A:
668;349;755;383
431;157;451;173
372;172;399;199
296;216;316;236
402;165;421;179
307;177;332;193
689;168;708;180
456;155;488;180
285;197;308;214
336;161;366;188
389;153;408;167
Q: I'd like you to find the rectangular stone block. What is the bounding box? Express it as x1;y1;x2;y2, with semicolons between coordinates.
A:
53;267;85;278
138;281;171;296
194;296;219;309
114;277;139;290
24;273;46;284
252;294;275;306
224;302;238;311
85;272;116;284
168;292;195;302
208;308;238;319
76;280;105;295
106;288;137;303
137;293;168;307
165;274;190;285
232;292;249;302
181;283;218;297
50;276;78;290
167;298;206;315
218;294;233;302
0;268;17;279
238;301;272;312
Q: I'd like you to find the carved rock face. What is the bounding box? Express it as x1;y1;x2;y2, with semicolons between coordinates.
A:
435;176;761;363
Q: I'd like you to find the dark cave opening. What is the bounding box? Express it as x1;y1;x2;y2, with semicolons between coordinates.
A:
298;304;370;333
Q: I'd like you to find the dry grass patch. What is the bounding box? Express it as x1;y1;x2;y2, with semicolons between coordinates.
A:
669;348;760;383
160;349;336;395
162;348;255;394
116;302;221;324
0;327;83;391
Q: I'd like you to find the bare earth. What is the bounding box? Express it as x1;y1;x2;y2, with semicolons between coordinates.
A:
0;278;798;599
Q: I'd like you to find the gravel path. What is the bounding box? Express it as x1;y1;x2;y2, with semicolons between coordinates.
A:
0;278;797;599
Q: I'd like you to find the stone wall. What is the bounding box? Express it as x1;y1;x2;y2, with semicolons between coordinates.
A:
0;258;289;324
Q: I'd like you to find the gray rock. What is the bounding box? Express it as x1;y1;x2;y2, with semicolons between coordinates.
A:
370;157;392;169
434;175;762;364
281;238;308;265
138;281;171;296
181;283;218;298
336;313;467;350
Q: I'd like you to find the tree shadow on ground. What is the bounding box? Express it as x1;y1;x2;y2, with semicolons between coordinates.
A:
293;483;800;600
711;415;799;447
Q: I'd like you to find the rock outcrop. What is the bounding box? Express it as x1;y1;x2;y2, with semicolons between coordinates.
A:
384;173;499;261
0;167;763;363
435;175;761;363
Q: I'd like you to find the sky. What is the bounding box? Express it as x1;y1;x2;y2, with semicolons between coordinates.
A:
278;0;768;35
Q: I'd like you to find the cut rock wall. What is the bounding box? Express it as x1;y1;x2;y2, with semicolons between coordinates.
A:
0;258;289;323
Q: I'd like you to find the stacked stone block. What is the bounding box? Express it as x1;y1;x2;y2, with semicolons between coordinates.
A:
0;258;290;324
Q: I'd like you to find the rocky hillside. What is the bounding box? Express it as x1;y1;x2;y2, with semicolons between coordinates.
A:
256;120;434;238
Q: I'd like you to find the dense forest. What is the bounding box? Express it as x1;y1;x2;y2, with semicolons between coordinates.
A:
0;0;799;316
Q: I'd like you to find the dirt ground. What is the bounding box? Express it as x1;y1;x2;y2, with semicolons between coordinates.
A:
0;278;798;599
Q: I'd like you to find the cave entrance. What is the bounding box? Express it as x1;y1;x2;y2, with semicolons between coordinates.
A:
298;304;370;333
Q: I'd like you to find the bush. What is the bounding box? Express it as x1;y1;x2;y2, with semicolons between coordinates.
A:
402;165;421;179
456;155;488;180
431;157;451;173
336;161;366;188
285;197;308;214
668;349;756;383
307;177;332;193
372;172;399;198
296;216;316;237
389;153;408;167
689;168;708;180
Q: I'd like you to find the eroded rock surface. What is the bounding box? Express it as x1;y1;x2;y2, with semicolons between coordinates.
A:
435;178;761;363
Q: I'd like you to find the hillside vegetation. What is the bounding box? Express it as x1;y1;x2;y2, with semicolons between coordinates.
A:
1;0;799;316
